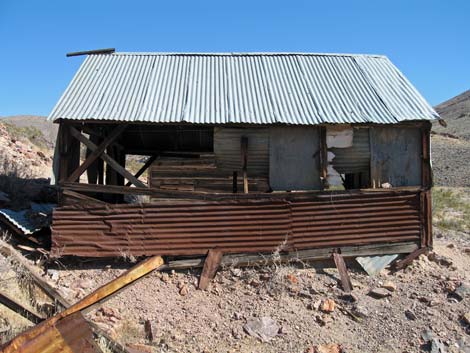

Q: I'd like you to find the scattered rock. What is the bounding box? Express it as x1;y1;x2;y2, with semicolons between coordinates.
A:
405;309;417;320
369;288;391;299
179;284;189;296
351;304;369;319
243;317;279;342
286;273;298;284
320;299;336;313
382;281;397;292
160;273;170;283
421;330;447;353
428;252;453;267
462;313;470;325
314;314;332;327
453;283;470;301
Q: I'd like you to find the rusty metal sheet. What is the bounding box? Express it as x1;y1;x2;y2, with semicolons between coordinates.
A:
52;199;292;257
0;312;99;353
291;190;421;248
51;190;425;258
2;256;163;353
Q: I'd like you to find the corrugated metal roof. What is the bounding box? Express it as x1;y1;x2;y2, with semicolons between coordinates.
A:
49;52;439;125
0;203;55;235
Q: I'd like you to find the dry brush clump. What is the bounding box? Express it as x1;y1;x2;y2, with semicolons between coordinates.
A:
433;187;470;233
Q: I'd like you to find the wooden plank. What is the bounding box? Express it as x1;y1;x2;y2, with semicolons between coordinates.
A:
67;124;128;183
232;171;238;193
125;155;158;187
393;247;428;270
0;291;45;324
319;126;328;189
332;253;353;293
0;241;70;310
69;127;147;188
241;136;249;193
61;189;107;205
421;122;432;188
198;249;223;290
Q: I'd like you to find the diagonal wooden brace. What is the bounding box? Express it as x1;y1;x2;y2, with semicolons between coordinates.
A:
67;124;128;182
69;126;147;188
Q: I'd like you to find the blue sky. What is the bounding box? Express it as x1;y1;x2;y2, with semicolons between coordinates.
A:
0;0;468;116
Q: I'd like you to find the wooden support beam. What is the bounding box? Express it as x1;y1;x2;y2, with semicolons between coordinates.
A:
125;155;158;187
421;122;432;188
393;247;429;270
67;124;128;183
241;136;249;194
332;252;353;293
69;126;147;188
198;249;223;290
232;171;238;193
0;291;45;324
319;126;328;189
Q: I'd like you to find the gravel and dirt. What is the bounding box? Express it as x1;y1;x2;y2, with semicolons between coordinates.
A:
1;217;469;352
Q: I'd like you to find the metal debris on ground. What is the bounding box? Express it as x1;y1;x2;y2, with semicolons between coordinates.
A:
0;203;55;236
243;317;280;342
356;254;399;276
1;256;164;353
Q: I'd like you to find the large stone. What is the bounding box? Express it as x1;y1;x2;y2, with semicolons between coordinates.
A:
320;299;336;313
369;288;391;299
382;281;397;292
454;283;470;301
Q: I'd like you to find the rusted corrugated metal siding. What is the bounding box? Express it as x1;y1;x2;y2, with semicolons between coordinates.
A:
291;191;421;248
51;190;424;257
52;199;292;257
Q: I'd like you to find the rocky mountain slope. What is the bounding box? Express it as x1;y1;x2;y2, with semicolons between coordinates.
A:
0;115;58;148
434;90;470;140
432;90;470;187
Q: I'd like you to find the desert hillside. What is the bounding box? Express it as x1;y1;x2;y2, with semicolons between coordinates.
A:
431;90;470;187
0;115;58;147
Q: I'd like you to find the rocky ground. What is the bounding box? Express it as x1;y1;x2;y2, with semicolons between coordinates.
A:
1;218;469;353
0;122;53;179
431;135;470;188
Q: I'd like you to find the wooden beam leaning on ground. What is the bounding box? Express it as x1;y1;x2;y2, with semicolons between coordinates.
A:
68;126;147;188
198;249;223;290
0;291;45;324
66;124;128;183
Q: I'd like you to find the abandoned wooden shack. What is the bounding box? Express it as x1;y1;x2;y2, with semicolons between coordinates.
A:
48;52;439;259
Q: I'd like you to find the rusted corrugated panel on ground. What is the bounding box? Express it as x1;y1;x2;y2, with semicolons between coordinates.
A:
51;190;424;258
0;312;99;353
